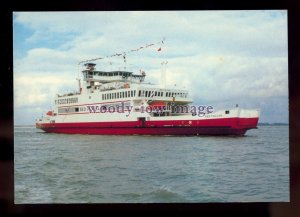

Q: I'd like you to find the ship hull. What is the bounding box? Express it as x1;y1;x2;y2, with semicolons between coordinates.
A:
36;117;258;136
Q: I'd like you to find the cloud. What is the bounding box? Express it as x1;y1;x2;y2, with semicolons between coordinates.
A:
14;47;78;75
162;54;288;100
14;11;287;56
14;76;76;108
13;10;288;124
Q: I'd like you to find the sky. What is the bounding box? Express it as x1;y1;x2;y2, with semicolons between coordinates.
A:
13;11;288;125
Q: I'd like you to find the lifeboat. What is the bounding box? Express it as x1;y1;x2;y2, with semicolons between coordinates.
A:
46;111;53;116
149;101;166;109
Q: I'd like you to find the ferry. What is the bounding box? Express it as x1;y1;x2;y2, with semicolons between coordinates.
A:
36;46;260;136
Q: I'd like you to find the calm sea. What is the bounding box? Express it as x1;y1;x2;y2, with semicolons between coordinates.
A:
14;125;289;203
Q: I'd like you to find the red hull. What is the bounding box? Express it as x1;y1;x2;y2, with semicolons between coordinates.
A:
36;117;258;136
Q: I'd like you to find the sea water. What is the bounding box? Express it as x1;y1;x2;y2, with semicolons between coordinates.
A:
14;125;289;203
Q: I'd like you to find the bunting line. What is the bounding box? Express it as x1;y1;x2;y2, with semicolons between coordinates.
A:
78;38;165;65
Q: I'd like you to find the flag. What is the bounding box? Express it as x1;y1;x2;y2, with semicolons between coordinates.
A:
157;47;161;51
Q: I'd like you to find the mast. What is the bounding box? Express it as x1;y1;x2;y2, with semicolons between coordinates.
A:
159;37;167;88
77;78;82;94
161;61;168;89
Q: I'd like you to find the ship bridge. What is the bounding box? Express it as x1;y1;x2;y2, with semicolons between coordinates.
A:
82;63;145;83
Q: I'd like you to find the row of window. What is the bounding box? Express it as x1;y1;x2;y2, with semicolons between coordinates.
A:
166;92;187;98
138;90;188;98
84;71;131;78
55;90;188;105
101;90;187;101
138;90;163;97
55;97;78;105
58;107;79;114
102;90;136;100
